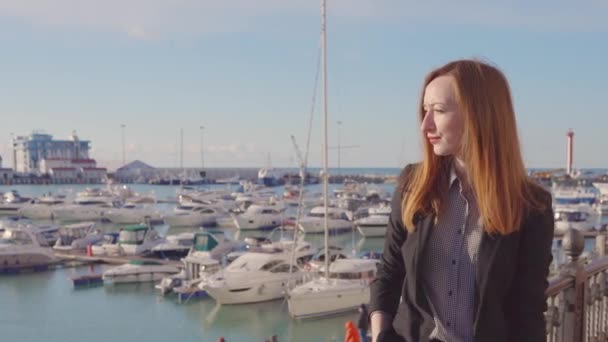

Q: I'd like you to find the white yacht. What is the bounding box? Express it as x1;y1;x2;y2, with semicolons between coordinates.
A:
103;203;163;224
287;258;379;319
52;187;121;222
354;203;391;237
232;204;284;231
0;227;57;272
53;221;103;252
553;179;599;206
18;194;67;219
203;251;304;304
297;206;353;234
164;205;220;227
554;204;599;235
0;191;32;216
102;260;181;284
52;201;115;222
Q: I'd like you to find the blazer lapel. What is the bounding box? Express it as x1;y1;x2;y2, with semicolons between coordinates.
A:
473;230;503;327
412;213;435;316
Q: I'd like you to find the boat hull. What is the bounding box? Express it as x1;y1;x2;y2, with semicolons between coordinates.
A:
288;284;370;319
205;277;294;305
0;251;56;272
356;224;387;237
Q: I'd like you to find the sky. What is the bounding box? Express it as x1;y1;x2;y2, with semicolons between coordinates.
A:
0;0;606;171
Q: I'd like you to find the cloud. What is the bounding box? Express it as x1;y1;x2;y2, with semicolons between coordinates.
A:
0;0;605;39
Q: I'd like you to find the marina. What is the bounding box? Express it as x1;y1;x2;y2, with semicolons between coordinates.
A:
0;180;390;342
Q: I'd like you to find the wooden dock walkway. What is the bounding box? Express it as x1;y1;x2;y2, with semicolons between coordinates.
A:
554;230;605;239
54;252;182;267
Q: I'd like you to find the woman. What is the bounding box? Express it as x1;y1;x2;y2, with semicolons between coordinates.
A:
369;60;554;342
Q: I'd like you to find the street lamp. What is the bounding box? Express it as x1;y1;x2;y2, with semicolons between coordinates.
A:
337;120;342;176
200;126;205;170
121;124;126;166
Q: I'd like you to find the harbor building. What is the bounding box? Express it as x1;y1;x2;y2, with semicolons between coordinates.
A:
0;156;14;184
13;131;91;173
11;131;106;183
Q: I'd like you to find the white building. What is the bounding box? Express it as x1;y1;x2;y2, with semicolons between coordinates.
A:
115;160;156;183
82;167;107;183
40;158;96;174
13;131;91;173
49;167;79;183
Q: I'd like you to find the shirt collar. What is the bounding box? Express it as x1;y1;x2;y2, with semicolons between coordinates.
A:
449;165;459;187
449;164;473;194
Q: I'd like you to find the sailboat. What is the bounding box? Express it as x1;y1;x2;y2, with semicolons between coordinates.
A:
286;0;379;319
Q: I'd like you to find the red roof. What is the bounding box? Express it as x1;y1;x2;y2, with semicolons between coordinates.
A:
82;167;107;171
43;158;96;163
51;167;77;171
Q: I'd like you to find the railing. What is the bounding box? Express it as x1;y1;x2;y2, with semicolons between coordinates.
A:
546;230;608;342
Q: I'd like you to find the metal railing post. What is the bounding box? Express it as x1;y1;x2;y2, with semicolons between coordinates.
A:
560;228;586;342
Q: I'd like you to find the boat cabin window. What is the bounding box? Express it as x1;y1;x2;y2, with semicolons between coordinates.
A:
261;209;278;215
297;245;311;252
195;208;215;214
0;230;33;245
119;229;146;244
269;263;292;273
59;227;87;239
260;260;283;271
179;239;194;247
555;211;588;222
195;235;209;246
328;270;375;279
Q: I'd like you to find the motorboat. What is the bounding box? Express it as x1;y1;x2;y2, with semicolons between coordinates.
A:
232;204;285;231
102;260;180;284
90;232;120;256
554;204;599;235
354;203;391;237
0;191;32;216
156;230;244;297
203;251;304;305
93;225;164;256
297;206;353;234
103;203;163;224
52;201;115;222
164;205;219;227
18;194;67;220
53;221;104;252
0;226;57;272
287;258;379;319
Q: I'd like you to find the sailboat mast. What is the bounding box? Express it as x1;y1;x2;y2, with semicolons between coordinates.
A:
321;0;329;280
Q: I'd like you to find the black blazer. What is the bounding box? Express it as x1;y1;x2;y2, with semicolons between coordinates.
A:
369;164;555;342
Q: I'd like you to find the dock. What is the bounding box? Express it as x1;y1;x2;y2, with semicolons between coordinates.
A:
554;230;605;239
54;252;182;267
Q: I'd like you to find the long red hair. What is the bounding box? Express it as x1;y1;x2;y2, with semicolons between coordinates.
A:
402;59;546;235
